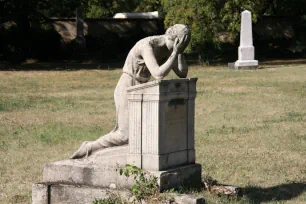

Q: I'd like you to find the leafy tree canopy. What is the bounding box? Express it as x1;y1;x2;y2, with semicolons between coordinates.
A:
1;0;306;57
162;0;306;52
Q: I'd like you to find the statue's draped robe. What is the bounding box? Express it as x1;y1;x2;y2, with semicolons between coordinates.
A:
96;42;152;147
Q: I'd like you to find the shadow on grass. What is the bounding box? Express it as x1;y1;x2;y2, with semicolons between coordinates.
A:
244;182;306;203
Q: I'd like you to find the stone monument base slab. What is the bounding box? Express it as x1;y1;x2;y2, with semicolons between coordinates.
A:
32;183;204;204
32;183;132;204
43;147;202;191
228;60;258;70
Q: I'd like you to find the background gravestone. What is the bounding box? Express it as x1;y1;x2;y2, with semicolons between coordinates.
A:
229;10;259;70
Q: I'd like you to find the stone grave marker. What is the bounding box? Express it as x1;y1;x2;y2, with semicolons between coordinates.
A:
32;24;203;204
229;10;259;70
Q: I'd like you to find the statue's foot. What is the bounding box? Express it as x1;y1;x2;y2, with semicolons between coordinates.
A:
71;141;93;159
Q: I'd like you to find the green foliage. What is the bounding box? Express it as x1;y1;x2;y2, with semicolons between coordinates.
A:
85;0;161;18
135;0;161;12
2;0;306;63
1;0;87;23
40;0;88;17
119;164;159;201
161;0;306;54
85;0;116;18
85;0;150;18
161;0;260;53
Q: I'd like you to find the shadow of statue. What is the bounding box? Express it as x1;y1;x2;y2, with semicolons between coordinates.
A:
243;182;306;203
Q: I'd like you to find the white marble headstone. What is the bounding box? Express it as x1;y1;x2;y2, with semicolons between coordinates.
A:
232;10;258;69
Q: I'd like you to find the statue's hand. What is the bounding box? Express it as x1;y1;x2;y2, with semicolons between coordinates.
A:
173;35;188;54
71;141;93;159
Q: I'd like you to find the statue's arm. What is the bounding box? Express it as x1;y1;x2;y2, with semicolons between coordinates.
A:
142;44;178;80
172;54;188;78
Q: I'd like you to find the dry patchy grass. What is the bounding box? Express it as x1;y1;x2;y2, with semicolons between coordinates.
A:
1;63;306;203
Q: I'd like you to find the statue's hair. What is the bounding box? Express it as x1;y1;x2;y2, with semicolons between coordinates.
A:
165;24;190;41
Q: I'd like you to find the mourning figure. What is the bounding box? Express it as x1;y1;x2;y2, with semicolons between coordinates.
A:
71;24;191;159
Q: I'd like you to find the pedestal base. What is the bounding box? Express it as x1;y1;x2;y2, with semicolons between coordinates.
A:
32;183;132;204
43;146;202;191
228;60;258;70
32;183;204;204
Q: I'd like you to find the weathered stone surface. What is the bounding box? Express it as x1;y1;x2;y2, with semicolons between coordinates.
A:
154;164;202;191
43;146;135;189
228;62;258;70
234;59;258;70
127;78;197;171
32;184;48;204
229;10;258;70
33;183;132;204
240;11;253;48
167;193;205;204
32;183;205;204
33;24;203;203
44;155;201;191
71;24;191;159
42;78;201;193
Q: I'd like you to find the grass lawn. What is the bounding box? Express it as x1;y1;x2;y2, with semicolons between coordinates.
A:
0;61;306;203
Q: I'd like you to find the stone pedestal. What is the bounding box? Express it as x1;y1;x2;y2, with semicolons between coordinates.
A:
229;10;258;70
33;78;202;203
127;78;197;170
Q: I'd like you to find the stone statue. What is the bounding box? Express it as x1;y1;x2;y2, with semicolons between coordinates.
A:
71;24;191;159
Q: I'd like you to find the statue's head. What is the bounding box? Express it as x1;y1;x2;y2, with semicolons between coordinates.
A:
165;24;191;51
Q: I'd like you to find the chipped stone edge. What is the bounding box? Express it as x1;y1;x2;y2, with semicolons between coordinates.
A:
32;183;205;204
